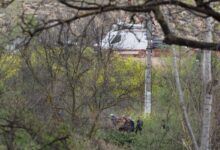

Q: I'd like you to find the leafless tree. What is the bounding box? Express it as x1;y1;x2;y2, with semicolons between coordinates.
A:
4;0;217;51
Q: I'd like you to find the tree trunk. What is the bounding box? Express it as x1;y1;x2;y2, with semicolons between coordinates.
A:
87;112;100;138
172;47;199;150
5;126;15;150
200;16;213;150
71;88;76;127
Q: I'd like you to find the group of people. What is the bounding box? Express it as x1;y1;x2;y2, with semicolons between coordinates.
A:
110;114;143;134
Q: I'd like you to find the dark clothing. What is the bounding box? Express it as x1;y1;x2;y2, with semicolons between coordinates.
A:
111;116;117;126
129;120;135;132
135;119;143;134
119;121;129;132
119;118;135;132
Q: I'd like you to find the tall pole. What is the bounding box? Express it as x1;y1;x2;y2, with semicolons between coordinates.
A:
144;14;152;114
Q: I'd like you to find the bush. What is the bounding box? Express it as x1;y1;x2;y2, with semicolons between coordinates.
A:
97;129;136;146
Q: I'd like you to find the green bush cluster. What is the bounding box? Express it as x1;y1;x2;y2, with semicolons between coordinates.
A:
98;130;136;146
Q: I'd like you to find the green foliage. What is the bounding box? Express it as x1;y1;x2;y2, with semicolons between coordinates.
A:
97;114;184;150
132;115;184;150
111;56;145;98
1;42;219;150
15;130;40;150
0;81;4;95
95;51;207;150
24;14;39;28
0;54;21;80
97;130;136;146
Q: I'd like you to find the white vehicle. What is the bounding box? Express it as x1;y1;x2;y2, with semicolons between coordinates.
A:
100;22;148;51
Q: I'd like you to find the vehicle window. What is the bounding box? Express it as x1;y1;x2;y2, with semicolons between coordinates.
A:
111;34;121;44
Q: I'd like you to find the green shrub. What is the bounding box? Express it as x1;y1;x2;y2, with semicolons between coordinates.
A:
97;129;136;146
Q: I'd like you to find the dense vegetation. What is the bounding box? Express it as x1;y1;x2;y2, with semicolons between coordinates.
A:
1;0;220;150
1;43;220;149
